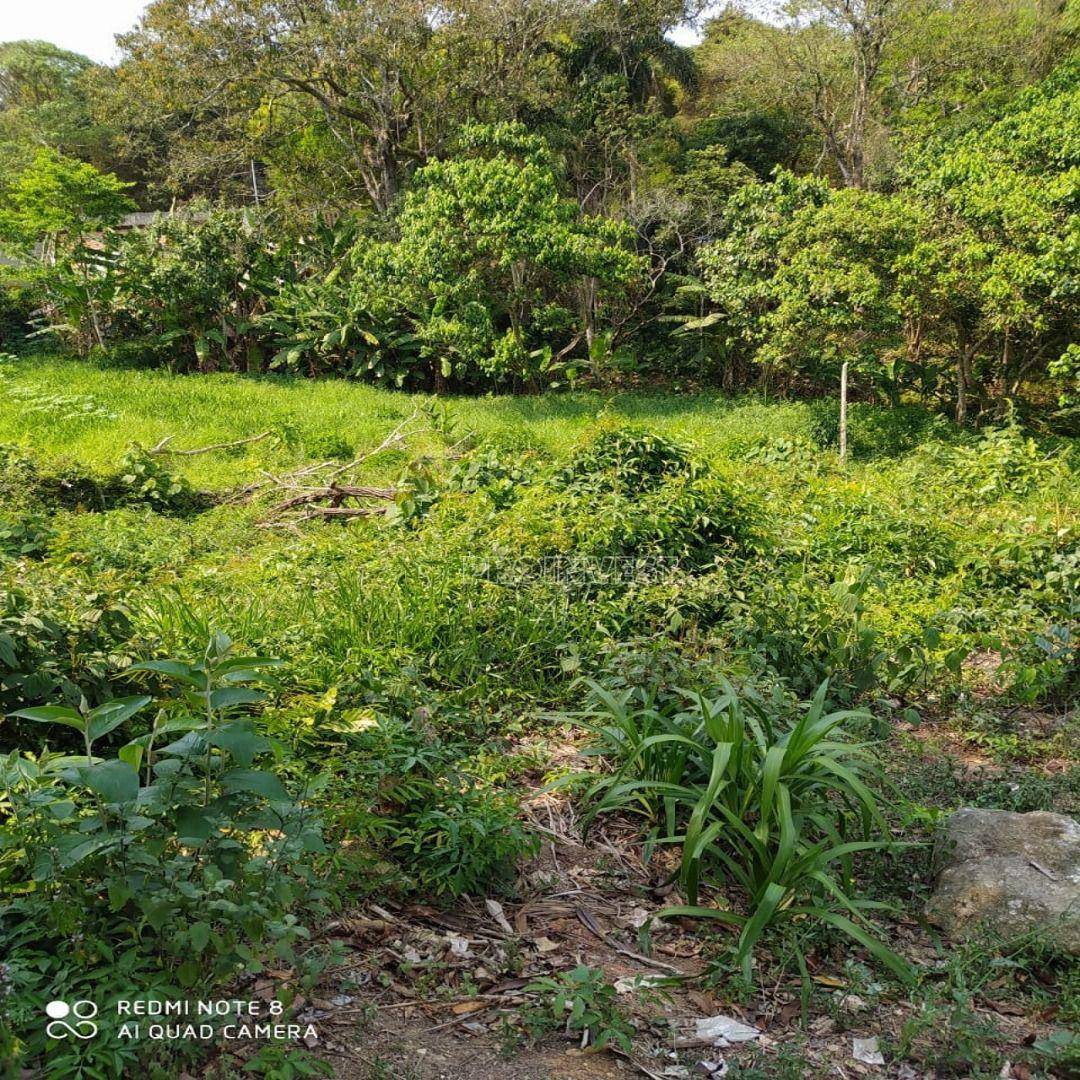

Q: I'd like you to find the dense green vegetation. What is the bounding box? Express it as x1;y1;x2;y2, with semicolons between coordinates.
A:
0;2;1078;1077
0;1;1078;414
0;355;1076;1074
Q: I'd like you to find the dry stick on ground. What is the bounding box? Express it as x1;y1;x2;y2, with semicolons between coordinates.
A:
147;431;274;456
574;906;685;977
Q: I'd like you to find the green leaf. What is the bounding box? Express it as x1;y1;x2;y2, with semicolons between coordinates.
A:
87;696;152;742
207;721;269;767
657;904;746;928
220;768;288;801
9;705;85;733
54;834;119;870
175;805;214;842
798;907;915;985
140;897;173;931
108;881;133;910
208;686;264;710
189;921;211;953
129;660;205;688
118;742;144;773
78;759;139;803
736;881;788;981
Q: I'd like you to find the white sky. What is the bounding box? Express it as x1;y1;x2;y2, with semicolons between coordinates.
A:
0;0;150;64
0;1;731;66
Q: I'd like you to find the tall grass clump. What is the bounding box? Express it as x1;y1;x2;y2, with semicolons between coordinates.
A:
567;677;912;983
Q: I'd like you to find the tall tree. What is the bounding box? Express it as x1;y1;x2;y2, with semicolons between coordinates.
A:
98;0;584;214
0;42;109;172
693;1;1073;189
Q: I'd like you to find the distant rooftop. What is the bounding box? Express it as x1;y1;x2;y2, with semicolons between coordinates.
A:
117;210;211;230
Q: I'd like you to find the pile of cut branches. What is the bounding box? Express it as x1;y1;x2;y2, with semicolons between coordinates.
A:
231;409;422;527
145;409;423;527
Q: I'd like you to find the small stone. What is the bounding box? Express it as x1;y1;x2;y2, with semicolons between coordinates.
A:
622;906;653;928
839;993;869;1013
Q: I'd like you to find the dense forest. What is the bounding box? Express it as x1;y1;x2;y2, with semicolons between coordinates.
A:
0;0;1077;420
0;4;1078;1079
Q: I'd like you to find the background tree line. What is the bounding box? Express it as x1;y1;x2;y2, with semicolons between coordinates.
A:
0;0;1077;423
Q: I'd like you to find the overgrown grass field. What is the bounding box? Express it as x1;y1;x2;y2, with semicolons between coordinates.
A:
0;355;821;481
1;354;1077;1077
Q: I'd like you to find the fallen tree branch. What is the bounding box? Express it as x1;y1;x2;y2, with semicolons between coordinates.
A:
255;505;392;527
231;408;423;526
148;431;273;456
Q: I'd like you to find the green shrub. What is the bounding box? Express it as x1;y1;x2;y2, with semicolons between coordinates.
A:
558;427;702;494
115;446;194;511
727;563;885;699
0;282;36;348
801;491;957;578
318;713;537;900
0;443;200;515
392;784;535;898
911;426;1067;505
0;569;135;722
0;633;328;1074
0;508;53;558
445;444;538;509
107;208;274;372
0;443;38;505
808;402;952;459
546;427;759;565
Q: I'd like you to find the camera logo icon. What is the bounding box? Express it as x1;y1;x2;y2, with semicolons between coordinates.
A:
45;1000;99;1039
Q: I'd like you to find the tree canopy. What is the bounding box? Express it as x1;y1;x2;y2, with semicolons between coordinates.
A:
0;0;1076;412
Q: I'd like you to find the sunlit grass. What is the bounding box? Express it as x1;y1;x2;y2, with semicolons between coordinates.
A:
0;355;817;490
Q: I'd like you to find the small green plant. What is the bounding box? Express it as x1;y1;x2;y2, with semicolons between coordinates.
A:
116;446;193;510
0;509;53;558
892;932;1077;1076
445;444;537;509
319;713;538;899
518;965;634;1053
566;676;912;984
241;1044;334;1078
392;784;536;898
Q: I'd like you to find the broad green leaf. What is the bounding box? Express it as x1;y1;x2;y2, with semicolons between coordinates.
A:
78;759;139;803
657;904;746;927
207;721;269;767
9;706;85;733
208;686;264;710
175;805;214;842
189;922;211;953
118;742;144;773
87;696;152;742
220;768;288;801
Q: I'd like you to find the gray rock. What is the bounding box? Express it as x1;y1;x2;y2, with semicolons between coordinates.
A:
925;808;1080;953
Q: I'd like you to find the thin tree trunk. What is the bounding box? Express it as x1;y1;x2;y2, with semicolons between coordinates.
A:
956;355;967;425
839;360;849;463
